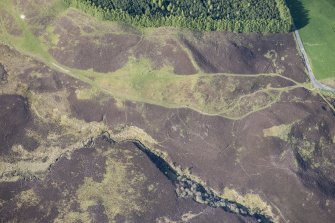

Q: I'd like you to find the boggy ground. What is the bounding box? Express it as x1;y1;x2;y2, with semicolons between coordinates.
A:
0;0;335;223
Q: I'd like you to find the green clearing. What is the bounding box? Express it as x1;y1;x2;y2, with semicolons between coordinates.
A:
0;0;311;120
70;58;299;119
0;0;67;62
288;0;335;80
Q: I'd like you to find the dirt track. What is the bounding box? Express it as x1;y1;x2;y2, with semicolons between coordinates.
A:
294;30;335;92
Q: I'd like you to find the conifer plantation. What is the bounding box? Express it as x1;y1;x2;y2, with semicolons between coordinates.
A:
64;0;293;32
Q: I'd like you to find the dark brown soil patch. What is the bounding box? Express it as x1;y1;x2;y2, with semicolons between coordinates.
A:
82;25;94;33
14;0;58;36
0;63;8;84
134;38;197;75
17;60;89;93
54;16;81;38
51;33;140;73
51;15;141;73
68;90;110;122
0;9;22;36
180;32;308;82
19;66;63;93
0;95;36;154
88;202;109;223
180;33;273;74
289;108;335;197
0;180;30;201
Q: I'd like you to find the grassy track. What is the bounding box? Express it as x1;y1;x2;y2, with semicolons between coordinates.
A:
0;0;67;62
0;0;318;119
288;0;335;80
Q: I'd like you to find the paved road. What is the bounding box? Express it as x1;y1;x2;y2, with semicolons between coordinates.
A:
293;30;335;92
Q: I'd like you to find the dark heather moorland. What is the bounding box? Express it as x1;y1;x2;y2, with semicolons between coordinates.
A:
0;1;334;223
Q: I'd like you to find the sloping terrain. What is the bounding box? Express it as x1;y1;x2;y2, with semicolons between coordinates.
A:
0;1;335;223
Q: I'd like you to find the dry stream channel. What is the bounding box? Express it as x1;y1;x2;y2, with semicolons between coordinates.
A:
102;133;274;223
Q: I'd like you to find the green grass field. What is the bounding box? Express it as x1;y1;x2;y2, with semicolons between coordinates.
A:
290;0;335;80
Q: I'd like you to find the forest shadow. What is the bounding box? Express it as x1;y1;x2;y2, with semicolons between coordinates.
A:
286;0;310;30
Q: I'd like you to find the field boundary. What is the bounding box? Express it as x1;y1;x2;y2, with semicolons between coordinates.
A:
293;29;335;92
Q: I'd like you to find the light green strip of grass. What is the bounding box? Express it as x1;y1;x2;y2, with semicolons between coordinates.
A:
66;57;300;119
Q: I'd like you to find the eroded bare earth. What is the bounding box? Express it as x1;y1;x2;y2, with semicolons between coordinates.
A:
0;1;335;223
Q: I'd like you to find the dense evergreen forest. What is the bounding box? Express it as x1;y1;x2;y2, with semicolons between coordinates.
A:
64;0;293;32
